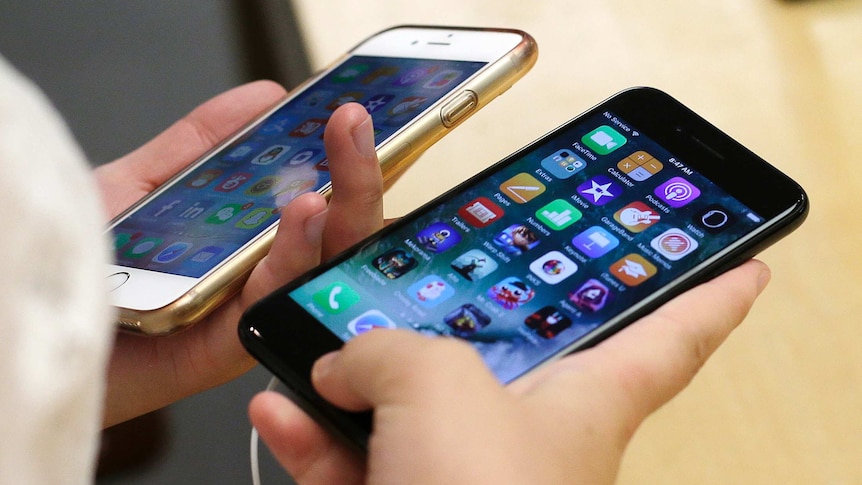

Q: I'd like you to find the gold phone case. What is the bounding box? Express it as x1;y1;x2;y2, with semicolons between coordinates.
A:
113;26;537;336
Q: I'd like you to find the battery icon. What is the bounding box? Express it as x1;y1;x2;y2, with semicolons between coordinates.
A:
746;212;762;223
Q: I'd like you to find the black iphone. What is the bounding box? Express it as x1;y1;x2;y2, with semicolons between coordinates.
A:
239;87;808;451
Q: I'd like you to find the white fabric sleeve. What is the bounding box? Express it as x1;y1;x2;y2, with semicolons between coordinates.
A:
0;54;114;485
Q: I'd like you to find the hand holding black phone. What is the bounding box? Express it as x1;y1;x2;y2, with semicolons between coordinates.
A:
240;87;808;451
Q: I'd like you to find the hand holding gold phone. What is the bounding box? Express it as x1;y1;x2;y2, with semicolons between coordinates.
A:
105;26;537;335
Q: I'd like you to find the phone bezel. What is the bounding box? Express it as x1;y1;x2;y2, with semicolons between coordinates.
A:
238;86;808;449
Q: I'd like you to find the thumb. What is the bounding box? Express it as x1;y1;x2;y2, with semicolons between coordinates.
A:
311;329;502;412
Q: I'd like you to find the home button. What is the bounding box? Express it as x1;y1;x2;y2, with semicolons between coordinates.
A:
107;272;130;291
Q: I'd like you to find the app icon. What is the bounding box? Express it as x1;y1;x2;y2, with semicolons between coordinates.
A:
222;142;259;163
348;310;396;336
617;151;663;181
113;232;133;250
443;303;491;337
332;64;370;83
524;306;572;339
363;94;394;113
244;176;281;196
654;176;701;208
150;199;182;218
451;249;499;281
313;159;330;171
123;237;163;259
540;149;587;179
251;145;290;165
614;201;661;233
385;96;427;121
392;66;439;86
423;69;462;89
610;254;657;287
189;246;224;264
458;197;504;228
529;250;578;285
536;199;582;231
257;114;292;137
408;275;455;308
215;172;253;192
416;222;461;253
361;66;399;85
696;205;736;233
582;125;627;155
487;276;535;310
185;169;222;189
650;228;699;261
493;223;541;256
326;91;364;111
300;89;333;109
205;203;245;224
577;175;623;206
153;242;192;264
499;173;546;204
177;200;214;220
373;248;418;279
571;226;620;258
235;208;275;229
284;148;322;166
568;279;611;312
289;119;327;137
313;282;360;314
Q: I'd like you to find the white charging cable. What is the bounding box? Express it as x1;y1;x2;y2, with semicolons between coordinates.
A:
251;375;281;485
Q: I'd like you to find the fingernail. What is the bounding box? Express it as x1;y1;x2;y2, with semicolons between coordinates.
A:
311;351;339;383
756;266;772;295
304;209;328;246
351;114;376;159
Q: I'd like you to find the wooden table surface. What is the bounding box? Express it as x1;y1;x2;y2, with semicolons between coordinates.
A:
293;1;862;482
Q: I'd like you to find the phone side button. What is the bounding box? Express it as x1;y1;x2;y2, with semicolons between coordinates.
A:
106;272;130;292
440;90;478;127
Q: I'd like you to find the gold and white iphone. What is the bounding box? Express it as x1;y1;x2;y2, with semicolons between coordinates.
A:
106;25;537;335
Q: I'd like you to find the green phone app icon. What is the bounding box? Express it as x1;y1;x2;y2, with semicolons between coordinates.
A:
536;199;582;231
313;282;361;314
582;125;627;155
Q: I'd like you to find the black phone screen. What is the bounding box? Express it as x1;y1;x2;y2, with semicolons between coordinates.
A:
282;91;792;384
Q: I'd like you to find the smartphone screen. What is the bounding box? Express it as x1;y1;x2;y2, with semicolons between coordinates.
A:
279;94;798;383
110;55;486;279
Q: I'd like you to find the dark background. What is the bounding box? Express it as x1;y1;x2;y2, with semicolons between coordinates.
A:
0;1;310;482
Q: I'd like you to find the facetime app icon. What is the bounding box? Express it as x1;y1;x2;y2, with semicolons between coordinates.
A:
582;125;627;155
